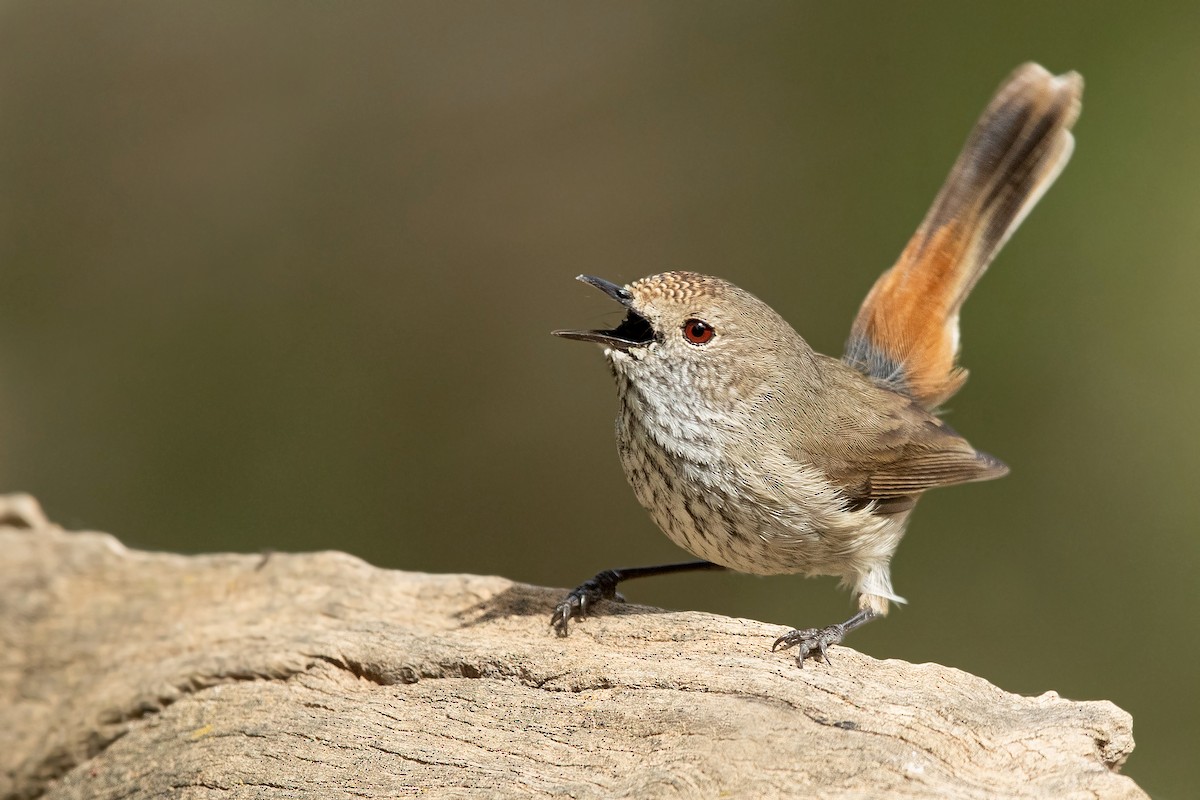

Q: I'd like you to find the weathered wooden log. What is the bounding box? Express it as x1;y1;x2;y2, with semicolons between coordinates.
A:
0;495;1145;799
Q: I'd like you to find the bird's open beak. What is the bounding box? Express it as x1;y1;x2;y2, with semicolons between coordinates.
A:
552;275;655;350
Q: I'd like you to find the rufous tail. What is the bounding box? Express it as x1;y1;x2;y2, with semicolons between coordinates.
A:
844;63;1082;410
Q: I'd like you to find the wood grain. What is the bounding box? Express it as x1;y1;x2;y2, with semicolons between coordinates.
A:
0;495;1145;799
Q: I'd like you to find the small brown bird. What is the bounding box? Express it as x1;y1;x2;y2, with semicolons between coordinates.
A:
552;63;1082;666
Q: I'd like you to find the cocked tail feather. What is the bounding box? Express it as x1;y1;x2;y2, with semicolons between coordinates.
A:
845;63;1083;411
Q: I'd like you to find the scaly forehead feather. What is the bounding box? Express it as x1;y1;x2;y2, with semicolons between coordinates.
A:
628;271;733;305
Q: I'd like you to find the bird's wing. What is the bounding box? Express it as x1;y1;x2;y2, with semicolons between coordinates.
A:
822;414;1008;508
784;360;1009;508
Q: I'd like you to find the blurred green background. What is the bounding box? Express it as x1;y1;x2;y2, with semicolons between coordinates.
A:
1;2;1196;795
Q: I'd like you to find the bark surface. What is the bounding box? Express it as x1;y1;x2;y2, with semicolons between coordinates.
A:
0;494;1145;799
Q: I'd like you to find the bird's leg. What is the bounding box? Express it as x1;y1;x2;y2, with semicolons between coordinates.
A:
772;609;879;668
551;560;726;635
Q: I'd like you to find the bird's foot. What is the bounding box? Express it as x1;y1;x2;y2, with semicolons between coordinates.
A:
550;570;625;636
772;623;847;668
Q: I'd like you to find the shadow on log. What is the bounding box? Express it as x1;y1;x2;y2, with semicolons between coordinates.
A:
0;495;1146;799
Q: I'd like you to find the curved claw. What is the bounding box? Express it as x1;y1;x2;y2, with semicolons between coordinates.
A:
549;599;576;636
550;570;623;637
772;624;847;668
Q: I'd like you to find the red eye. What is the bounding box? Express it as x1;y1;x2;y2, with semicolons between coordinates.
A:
682;318;715;345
